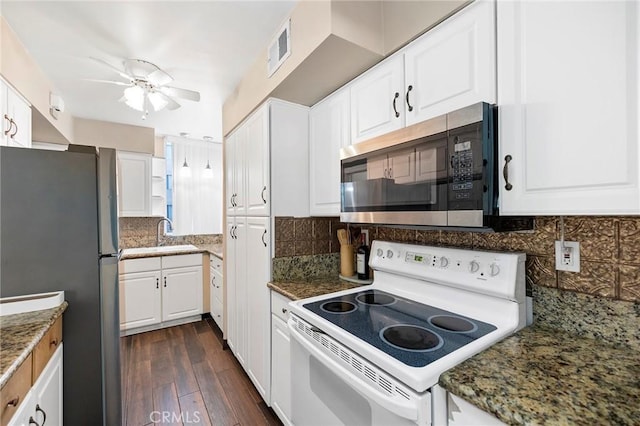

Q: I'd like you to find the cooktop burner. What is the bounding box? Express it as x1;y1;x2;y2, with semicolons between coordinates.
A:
303;289;497;367
320;301;357;314
380;324;444;352
356;291;396;306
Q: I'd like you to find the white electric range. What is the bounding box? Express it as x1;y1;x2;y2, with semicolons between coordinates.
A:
287;240;528;426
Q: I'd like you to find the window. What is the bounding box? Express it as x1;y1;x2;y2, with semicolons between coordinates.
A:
164;137;222;235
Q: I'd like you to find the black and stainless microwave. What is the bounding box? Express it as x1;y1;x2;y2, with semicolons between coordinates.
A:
340;103;532;232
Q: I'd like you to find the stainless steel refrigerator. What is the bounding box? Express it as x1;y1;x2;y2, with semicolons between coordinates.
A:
0;145;121;425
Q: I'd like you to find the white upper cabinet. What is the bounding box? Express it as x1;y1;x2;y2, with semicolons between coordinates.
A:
350;57;405;144
117;151;152;217
245;104;270;216
226;129;247;216
348;1;495;145
1;79;32;149
498;0;640;215
404;0;496;126
309;87;351;216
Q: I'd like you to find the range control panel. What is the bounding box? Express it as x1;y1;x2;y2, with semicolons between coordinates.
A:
370;241;525;302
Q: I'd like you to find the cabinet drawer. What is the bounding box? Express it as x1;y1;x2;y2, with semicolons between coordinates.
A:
209;255;223;273
162;254;202;269
1;353;32;426
211;297;223;329
271;291;291;323
32;317;63;382
211;270;223;300
120;257;162;273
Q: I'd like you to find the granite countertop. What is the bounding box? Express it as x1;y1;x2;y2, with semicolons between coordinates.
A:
199;244;223;260
268;276;362;300
439;325;640;425
119;244;223;260
0;302;68;388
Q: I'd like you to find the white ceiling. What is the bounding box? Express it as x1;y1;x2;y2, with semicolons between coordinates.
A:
0;0;297;141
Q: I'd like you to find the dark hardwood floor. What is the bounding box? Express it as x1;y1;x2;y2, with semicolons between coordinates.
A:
120;318;282;426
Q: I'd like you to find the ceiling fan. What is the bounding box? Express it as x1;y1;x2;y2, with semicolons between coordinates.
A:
89;58;201;119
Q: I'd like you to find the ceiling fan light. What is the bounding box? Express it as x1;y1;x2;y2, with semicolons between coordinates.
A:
124;86;145;111
148;91;169;111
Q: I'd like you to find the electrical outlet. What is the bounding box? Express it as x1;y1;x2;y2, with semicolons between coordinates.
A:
555;241;580;272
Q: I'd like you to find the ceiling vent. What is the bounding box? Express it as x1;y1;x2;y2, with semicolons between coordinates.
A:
267;19;291;77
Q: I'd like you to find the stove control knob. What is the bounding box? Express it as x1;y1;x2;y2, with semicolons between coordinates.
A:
377;248;383;257
387;250;394;259
469;260;480;273
439;257;449;268
490;263;500;276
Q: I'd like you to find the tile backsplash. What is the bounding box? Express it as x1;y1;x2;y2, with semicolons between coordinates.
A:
274;216;640;303
119;217;222;249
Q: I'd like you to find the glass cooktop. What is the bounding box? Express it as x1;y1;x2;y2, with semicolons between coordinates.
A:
302;289;496;368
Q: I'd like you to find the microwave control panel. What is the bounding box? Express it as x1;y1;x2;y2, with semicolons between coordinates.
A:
451;139;474;199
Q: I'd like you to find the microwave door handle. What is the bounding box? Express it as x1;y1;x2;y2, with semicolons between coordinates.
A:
288;318;420;422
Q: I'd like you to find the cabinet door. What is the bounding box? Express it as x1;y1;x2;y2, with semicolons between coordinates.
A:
117;151;152;217
309;88;351;216
498;1;640;215
225;218;237;354
6;87;32;149
226;130;246;216
367;154;388;180
245;216;271;401
162;266;203;321
405;0;496;126
1;80;8;146
388;147;416;184
271;315;292;425
245;105;270;216
350;57;405;144
33;344;63;426
119;270;162;330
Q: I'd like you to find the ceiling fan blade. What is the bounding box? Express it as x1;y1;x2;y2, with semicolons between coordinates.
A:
85;78;131;86
156;91;181;110
147;69;174;87
160;86;200;102
90;57;133;81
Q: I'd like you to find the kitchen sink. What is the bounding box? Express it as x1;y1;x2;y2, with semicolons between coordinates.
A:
121;244;199;256
0;291;65;316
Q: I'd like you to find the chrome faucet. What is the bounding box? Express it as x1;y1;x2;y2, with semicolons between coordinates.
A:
156;218;173;246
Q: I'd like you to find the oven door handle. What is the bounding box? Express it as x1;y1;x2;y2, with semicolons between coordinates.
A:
288;319;420;422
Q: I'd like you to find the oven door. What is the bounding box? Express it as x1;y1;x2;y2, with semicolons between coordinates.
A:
289;316;430;426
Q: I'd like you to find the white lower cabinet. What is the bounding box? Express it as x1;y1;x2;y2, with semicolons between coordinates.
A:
209;254;224;330
270;291;292;426
119;254;203;334
9;344;63;426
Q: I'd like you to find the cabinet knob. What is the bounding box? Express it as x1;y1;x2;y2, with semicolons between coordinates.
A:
50;338;58;347
282;308;288;314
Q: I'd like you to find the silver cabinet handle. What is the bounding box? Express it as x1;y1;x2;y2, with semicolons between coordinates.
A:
261;186;267;204
35;404;47;425
503;155;513;191
406;85;414;112
3;115;13;136
261;229;267;247
392;92;400;118
10;119;17;138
